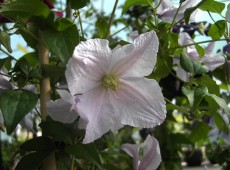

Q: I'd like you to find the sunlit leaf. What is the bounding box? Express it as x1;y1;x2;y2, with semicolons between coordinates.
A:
199;0;225;14
208;20;226;40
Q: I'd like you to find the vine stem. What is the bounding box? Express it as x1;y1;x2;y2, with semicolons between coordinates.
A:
38;31;56;170
106;0;119;39
164;97;189;115
170;38;229;50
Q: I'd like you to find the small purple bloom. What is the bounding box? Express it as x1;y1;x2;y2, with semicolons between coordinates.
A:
223;44;230;54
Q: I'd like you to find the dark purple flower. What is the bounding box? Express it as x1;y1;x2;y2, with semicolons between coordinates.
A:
43;0;54;9
223;44;230;54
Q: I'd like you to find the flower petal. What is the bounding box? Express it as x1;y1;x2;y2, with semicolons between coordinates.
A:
0;79;13;95
111;31;159;77
76;86;123;143
202;54;225;71
176;65;190;82
66;39;111;95
121;144;139;170
139;136;162;170
112;77;166;128
205;42;215;55
20;113;35;133
46;91;78;124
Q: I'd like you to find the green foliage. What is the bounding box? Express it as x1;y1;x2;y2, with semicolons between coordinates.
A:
208;20;227;40
95;17;109;38
195;44;205;58
65;143;101;167
43;25;80;64
70;0;90;10
122;0;150;14
0;0;51;19
15;151;52;170
39;119;74;144
0;30;12;53
180;50;208;74
190;122;210;143
199;0;225;14
0;90;38;134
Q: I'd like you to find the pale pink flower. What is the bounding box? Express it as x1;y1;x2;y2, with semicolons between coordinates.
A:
156;0;197;22
122;135;162;170
66;30;166;143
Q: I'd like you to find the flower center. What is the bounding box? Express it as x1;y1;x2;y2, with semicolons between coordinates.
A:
102;74;118;91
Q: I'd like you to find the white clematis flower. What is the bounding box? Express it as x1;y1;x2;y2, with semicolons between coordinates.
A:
47;90;79;124
122;135;162;170
156;0;197;23
65;30;166;143
176;32;225;82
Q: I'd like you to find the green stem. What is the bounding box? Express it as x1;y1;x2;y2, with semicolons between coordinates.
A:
0;48;16;60
164;97;190;115
38;31;57;170
207;10;216;23
106;0;119;39
78;10;84;39
155;0;163;10
169;2;182;31
146;0;155;9
109;25;129;38
170;38;229;50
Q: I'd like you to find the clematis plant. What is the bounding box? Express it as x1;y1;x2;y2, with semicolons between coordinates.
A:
62;30;166;143
176;32;225;82
122;135;162;170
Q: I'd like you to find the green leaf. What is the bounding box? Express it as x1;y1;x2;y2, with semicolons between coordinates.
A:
0;90;38;134
0;31;12;53
196;75;220;96
148;55;172;81
15;151;51;170
195;44;205;58
54;18;74;31
122;0;150;14
180;51;208;74
184;0;207;24
21;136;54;152
208;20;226;40
43;25;80;64
41;64;65;79
182;87;194;107
199;0;225;14
206;94;230;115
0;0;50;19
212;110;229;132
95;17;109;38
205;95;229;132
70;0;90;10
21;52;39;67
192;86;208;112
65;143;101;167
0;57;12;70
39;119;74;144
190;122;210;142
